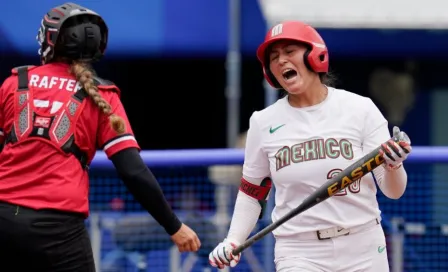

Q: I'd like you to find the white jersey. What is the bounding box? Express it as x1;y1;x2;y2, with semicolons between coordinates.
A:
242;87;391;237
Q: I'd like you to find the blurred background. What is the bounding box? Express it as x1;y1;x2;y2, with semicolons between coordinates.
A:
1;0;448;271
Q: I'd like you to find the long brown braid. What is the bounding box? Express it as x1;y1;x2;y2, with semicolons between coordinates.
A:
70;61;125;134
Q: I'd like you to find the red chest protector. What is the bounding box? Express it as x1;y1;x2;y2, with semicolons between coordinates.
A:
5;66;89;170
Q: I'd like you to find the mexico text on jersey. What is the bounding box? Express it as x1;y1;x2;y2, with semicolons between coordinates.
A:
275;138;354;171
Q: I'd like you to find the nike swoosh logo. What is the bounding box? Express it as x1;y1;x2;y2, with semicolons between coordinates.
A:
269;124;285;134
378;246;386;253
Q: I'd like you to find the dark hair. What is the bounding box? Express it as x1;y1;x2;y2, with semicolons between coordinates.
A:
319;71;337;87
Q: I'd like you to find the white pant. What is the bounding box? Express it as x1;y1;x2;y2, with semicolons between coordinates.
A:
274;221;389;272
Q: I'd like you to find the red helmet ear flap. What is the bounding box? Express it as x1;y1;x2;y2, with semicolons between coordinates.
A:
306;45;329;73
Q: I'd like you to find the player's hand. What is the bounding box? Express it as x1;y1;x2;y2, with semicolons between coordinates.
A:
209;239;241;269
170;223;201;253
379;126;412;170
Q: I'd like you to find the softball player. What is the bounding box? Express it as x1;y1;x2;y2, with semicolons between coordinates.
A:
209;20;412;271
0;3;200;271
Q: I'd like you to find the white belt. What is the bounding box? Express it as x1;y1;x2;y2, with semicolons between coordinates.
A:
288;218;381;241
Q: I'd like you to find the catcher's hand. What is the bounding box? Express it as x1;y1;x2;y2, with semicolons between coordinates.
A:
171;223;201;252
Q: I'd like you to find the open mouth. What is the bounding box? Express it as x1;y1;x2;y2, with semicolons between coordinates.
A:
282;68;298;81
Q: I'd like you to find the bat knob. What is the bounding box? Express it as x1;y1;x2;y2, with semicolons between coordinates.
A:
392;126;411;145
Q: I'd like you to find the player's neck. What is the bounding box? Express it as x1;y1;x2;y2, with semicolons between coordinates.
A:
288;84;328;108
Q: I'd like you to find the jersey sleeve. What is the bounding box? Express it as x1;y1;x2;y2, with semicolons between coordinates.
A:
242;112;271;180
362;98;390;153
97;92;140;158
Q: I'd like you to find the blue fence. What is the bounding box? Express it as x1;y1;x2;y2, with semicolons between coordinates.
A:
88;146;448;272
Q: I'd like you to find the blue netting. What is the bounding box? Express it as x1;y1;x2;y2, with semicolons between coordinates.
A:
86;148;448;272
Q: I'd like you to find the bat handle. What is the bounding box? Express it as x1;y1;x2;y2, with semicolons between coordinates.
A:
231;236;255;255
232;245;245;256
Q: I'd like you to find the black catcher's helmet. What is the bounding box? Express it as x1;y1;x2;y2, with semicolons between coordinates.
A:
37;2;108;64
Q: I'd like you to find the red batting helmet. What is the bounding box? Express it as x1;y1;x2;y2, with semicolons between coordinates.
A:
257;21;329;88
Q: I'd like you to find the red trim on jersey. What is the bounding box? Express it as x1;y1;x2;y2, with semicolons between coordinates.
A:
103;134;140;158
239;178;272;200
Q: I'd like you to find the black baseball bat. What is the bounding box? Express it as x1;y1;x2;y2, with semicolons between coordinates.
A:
232;137;404;255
